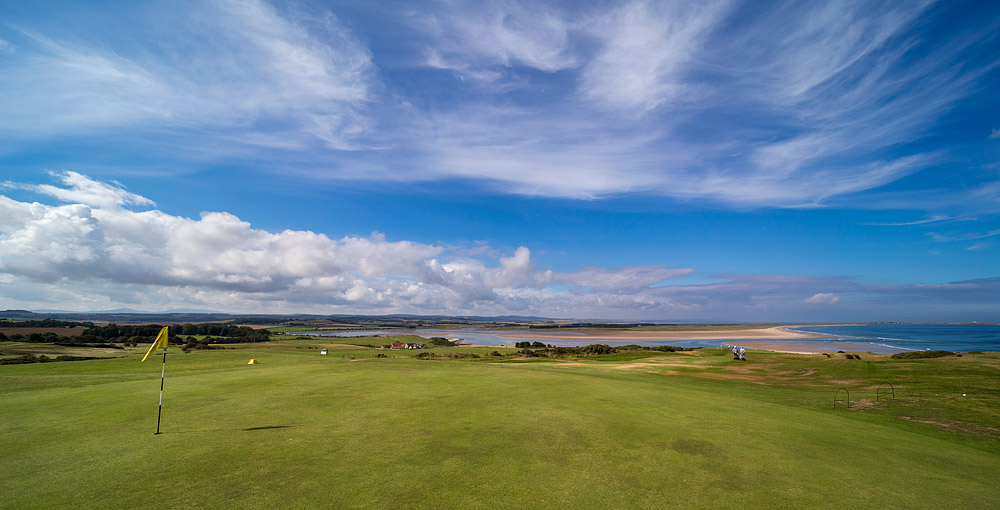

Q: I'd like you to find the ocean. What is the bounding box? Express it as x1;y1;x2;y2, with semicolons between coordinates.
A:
788;324;1000;353
299;324;1000;353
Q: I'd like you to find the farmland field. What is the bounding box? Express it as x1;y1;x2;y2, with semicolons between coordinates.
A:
1;339;998;509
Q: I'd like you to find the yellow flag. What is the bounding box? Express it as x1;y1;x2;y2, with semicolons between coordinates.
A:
141;326;169;362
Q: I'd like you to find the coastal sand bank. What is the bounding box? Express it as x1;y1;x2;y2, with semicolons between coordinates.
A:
497;326;895;354
499;326;824;342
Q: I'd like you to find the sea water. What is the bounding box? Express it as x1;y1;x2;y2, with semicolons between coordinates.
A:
789;324;1000;353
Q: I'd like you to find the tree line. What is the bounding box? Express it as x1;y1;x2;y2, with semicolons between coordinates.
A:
82;323;270;342
0;323;270;346
0;319;93;328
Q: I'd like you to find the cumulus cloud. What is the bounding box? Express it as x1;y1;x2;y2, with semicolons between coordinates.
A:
2;173;999;322
0;173;550;313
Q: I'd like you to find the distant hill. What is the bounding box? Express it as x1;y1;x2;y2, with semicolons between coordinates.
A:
0;310;45;319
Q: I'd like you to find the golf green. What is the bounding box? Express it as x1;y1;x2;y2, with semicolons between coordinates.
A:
1;343;997;509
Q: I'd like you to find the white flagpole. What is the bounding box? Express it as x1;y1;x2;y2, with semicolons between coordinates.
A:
155;348;166;434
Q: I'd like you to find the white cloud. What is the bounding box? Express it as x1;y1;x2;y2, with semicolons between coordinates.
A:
556;265;692;290
32;171;154;209
991;128;1000;140
805;292;840;305
2;0;995;210
928;229;1000;242
579;0;727;113
376;0;990;208
0;0;374;150
417;0;579;80
0;174;554;312
2;176;999;321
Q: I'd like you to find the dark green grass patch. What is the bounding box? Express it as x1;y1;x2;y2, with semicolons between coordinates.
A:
891;350;956;359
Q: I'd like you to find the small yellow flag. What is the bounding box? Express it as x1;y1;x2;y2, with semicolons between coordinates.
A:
141;326;169;362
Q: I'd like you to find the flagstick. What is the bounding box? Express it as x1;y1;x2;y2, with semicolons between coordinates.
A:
155;349;166;435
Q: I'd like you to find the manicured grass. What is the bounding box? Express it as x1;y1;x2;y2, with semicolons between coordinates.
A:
1;341;998;509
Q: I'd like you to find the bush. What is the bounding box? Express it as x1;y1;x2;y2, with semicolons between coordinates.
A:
0;354;103;365
428;337;454;347
488;350;502;357
580;344;615;355
890;350;955;359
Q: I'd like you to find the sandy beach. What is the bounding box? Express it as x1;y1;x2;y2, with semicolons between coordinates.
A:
500;326;824;342
497;326;897;354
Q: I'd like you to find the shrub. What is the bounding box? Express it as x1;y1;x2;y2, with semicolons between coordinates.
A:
890;350;955;360
0;355;44;365
488;350;502;357
580;344;615;355
0;354;99;365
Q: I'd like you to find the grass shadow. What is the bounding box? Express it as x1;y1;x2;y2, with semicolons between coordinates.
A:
243;425;295;431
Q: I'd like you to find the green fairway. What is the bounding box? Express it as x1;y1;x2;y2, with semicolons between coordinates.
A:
1;340;998;509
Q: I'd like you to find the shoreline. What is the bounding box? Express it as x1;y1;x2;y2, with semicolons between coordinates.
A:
496;326;912;354
498;326;826;342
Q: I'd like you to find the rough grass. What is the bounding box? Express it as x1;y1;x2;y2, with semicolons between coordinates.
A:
1;341;998;509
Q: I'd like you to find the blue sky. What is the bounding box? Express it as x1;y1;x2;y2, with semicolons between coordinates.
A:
1;0;998;321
